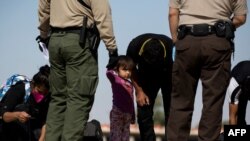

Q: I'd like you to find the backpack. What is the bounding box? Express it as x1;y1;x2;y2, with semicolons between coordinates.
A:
83;119;103;141
0;74;31;103
0;74;31;136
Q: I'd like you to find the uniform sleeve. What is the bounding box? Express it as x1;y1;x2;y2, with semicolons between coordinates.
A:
233;0;248;16
89;0;117;52
38;0;51;39
1;82;25;115
169;0;181;9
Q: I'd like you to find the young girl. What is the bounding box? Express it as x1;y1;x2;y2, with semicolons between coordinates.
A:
106;55;135;141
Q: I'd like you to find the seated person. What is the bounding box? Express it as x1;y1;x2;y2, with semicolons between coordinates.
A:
0;65;50;141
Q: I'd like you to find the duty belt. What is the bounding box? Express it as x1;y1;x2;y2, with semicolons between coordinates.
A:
178;24;216;38
51;27;82;34
186;24;216;36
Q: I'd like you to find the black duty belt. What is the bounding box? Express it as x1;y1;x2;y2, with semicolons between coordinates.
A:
185;24;216;36
51;27;82;34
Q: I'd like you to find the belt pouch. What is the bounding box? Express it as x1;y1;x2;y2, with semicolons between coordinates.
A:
191;24;209;36
177;25;187;40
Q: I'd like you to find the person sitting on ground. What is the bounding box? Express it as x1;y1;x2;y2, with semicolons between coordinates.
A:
0;65;50;141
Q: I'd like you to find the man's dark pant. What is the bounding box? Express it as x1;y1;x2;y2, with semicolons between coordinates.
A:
137;69;172;141
167;34;232;141
45;32;99;141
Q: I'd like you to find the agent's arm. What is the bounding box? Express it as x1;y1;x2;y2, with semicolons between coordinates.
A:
38;0;50;39
169;7;179;43
232;15;247;28
231;0;247;29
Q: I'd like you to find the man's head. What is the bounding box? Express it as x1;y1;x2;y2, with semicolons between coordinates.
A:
139;38;166;67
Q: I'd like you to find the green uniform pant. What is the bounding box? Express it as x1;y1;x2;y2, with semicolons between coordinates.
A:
45;32;98;141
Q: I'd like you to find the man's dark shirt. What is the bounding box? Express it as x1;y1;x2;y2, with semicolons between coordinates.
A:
231;61;250;125
126;33;173;76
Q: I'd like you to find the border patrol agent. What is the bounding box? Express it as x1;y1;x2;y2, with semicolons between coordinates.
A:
167;0;247;141
38;0;118;141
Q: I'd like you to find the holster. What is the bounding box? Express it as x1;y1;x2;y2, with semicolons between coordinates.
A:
214;20;235;39
214;20;235;52
79;16;100;53
79;16;88;46
87;25;100;52
177;21;235;52
177;25;187;40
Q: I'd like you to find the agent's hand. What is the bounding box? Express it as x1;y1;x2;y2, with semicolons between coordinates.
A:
36;35;50;60
36;36;49;46
136;90;150;107
106;49;118;70
36;35;50;50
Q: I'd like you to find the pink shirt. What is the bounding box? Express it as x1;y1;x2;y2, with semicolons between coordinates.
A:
106;70;135;117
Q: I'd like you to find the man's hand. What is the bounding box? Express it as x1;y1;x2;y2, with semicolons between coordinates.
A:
106;49;118;70
36;36;50;60
36;36;49;48
136;90;150;107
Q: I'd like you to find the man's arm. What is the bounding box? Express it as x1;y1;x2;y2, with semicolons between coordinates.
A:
39;124;46;141
229;103;238;125
168;7;180;43
38;0;51;39
126;39;149;107
232;15;247;28
131;70;150;107
90;0;117;53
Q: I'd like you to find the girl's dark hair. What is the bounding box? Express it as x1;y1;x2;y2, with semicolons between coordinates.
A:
115;55;135;70
32;65;50;89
